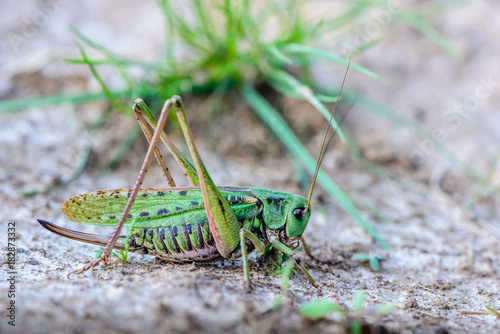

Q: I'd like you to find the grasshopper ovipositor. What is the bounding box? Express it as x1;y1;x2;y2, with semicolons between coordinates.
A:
38;61;352;290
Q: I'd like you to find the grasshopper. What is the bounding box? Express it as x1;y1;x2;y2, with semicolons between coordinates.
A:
38;63;351;289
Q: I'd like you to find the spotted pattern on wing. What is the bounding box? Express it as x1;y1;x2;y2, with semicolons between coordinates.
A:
62;187;259;229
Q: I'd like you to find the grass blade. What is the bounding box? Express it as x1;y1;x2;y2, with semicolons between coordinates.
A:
267;45;293;65
70;26;121;59
345;92;485;184
485;306;500;318
279;43;383;81
369;256;380;271
0;92;112;113
76;43;126;112
191;0;216;44
297;299;343;320
352;253;370;261
398;12;454;57
342;37;383;58
352;290;366;313
267;69;345;141
64;58;154;69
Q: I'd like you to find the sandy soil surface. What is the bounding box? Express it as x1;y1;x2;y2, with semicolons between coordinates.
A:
1;1;499;333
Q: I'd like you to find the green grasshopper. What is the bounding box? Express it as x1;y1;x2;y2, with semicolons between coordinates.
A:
38;63;351;289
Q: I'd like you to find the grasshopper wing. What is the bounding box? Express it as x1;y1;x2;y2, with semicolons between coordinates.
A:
62;187;259;229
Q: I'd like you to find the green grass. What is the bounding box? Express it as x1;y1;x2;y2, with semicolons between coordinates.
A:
297;290;396;333
297;299;344;320
352;253;382;271
485;305;500;319
0;0;470;249
94;219;136;262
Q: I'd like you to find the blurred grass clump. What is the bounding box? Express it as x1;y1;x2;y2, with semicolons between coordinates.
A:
1;0;461;248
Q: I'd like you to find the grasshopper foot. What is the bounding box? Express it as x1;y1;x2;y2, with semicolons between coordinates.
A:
301;237;332;265
305;252;333;265
245;281;253;294
312;281;323;296
67;253;109;279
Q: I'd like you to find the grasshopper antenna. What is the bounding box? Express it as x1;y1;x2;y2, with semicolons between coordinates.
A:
306;58;352;210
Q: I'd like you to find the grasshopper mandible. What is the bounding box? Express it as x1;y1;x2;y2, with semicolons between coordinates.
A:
38;62;351;289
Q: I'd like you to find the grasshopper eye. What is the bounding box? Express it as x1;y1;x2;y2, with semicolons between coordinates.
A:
293;208;305;221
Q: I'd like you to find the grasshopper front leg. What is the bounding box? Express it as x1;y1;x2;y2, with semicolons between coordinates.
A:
271;239;320;292
240;228;266;292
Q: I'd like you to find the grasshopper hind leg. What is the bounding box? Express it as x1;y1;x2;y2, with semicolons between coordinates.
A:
37;219;130;250
37;219;146;279
67;99;175;276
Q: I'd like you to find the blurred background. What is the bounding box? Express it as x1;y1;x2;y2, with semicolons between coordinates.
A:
1;1;499;333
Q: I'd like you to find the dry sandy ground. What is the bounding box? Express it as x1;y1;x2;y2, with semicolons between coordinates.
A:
1;1;500;333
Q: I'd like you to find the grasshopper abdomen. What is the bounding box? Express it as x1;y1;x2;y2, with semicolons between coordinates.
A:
132;223;222;262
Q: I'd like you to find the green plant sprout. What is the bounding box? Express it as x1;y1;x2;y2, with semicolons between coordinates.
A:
352;253;382;271
485;305;500;319
297;290;395;333
94;219;137;262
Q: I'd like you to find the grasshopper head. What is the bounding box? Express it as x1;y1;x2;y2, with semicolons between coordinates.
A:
251;188;311;247
284;195;311;242
266;194;311;248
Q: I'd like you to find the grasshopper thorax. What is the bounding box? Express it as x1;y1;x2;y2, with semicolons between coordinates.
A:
251;187;311;247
